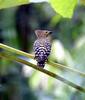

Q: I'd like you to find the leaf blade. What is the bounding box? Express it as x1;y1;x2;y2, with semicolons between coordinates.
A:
0;0;29;9
49;0;77;18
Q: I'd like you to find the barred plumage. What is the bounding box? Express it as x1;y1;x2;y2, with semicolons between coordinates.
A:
33;30;52;68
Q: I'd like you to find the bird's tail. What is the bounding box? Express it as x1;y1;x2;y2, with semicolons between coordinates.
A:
37;61;45;68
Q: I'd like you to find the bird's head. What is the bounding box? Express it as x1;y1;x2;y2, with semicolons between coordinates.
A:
35;30;52;38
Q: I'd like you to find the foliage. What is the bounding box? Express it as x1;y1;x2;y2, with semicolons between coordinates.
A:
0;0;79;18
49;0;77;18
0;0;29;9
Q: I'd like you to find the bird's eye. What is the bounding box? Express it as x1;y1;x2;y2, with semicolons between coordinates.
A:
46;31;48;33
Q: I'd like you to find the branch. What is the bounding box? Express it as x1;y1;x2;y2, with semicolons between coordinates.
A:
0;43;85;77
48;60;85;77
0;52;85;93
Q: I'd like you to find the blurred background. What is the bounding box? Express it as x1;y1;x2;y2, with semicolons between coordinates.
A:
0;1;85;100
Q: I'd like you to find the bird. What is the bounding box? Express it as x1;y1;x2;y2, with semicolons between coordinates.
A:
33;29;52;68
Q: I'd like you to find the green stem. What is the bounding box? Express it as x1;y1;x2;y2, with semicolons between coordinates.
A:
48;61;85;77
0;52;85;93
0;43;85;77
0;43;34;59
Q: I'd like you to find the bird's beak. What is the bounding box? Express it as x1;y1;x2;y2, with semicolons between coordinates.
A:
49;31;52;34
46;31;52;37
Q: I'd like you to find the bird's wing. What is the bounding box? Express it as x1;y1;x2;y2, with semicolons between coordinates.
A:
33;39;51;62
44;39;51;56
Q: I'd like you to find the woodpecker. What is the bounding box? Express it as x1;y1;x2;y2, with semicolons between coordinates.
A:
33;30;52;68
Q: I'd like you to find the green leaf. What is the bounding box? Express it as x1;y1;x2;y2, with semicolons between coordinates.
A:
49;0;77;18
0;0;29;9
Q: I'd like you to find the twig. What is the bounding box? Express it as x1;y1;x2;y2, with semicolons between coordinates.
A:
0;52;85;93
48;60;85;77
0;43;34;59
0;43;85;77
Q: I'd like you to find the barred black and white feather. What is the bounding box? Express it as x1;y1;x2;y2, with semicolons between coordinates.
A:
33;30;52;68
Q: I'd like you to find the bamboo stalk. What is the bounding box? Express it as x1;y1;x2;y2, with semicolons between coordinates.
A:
0;43;85;77
0;52;85;93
